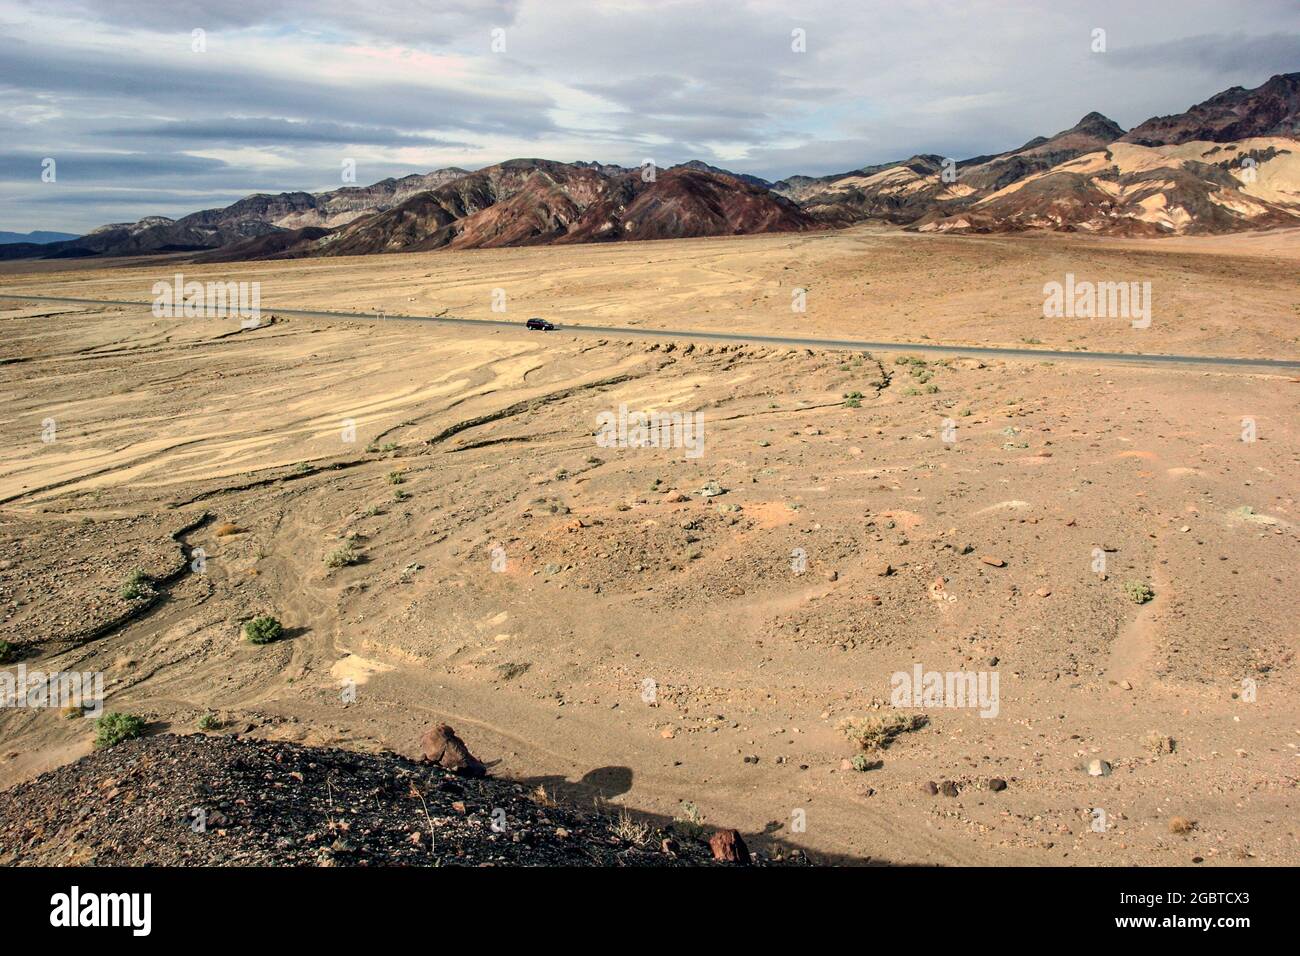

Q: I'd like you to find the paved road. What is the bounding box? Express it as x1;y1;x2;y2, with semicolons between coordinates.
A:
5;292;1300;371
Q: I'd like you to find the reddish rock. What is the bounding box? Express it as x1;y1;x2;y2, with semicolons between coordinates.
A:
420;723;486;777
709;828;751;865
980;556;1006;568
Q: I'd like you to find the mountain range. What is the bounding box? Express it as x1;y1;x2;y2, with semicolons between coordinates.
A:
0;230;79;245
5;72;1298;262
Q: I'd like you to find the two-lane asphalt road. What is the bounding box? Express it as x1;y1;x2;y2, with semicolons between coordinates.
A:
4;292;1300;371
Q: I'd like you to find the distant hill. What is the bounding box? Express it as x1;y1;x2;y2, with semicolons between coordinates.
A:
212;159;819;260
1122;72;1300;146
0;230;79;244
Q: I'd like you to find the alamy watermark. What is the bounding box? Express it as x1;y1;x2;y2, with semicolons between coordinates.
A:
891;663;999;718
1043;273;1150;328
1;665;103;716
152;273;261;327
595;404;705;459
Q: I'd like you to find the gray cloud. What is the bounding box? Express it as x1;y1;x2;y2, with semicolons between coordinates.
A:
105;118;471;149
1106;31;1300;77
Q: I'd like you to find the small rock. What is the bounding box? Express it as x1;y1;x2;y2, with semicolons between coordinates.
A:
1087;759;1112;777
940;780;960;797
980;556;1006;568
988;778;1007;792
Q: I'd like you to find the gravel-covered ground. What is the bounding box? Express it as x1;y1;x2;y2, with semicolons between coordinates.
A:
0;734;790;866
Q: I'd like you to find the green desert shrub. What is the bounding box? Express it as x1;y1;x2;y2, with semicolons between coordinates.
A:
1125;581;1155;604
243;615;284;645
119;568;153;600
95;712;145;749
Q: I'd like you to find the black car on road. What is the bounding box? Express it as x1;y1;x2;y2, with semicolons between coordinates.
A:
525;317;555;331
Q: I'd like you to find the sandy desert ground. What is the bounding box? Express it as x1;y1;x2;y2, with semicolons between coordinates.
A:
0;227;1297;865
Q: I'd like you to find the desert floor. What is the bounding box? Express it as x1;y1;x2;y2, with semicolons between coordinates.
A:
0;227;1296;865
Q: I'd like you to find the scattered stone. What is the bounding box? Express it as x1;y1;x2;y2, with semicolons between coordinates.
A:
923;781;939;795
980;556;1006;568
940;780;960;797
1086;759;1111;777
825;570;838;582
988;777;1007;792
697;481;725;498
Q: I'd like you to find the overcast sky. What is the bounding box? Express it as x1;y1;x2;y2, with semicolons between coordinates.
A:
2;0;1297;234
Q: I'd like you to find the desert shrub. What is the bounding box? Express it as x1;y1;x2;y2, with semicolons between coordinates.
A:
119;568;153;600
197;712;220;730
0;640;14;664
1125;581;1155;604
243;615;283;645
1145;732;1175;754
95;712;145;749
325;543;360;569
612;810;652;847
672;801;707;840
838;713;928;751
386;470;405;485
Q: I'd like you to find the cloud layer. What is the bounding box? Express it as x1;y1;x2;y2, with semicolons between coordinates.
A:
1;0;1296;232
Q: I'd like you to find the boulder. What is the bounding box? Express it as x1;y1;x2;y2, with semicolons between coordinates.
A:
708;828;751;864
420;723;486;777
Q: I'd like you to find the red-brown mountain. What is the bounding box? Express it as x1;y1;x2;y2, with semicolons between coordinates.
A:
1121;72;1300;146
214;159;818;260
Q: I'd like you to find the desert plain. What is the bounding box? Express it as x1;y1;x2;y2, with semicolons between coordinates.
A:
0;224;1297;865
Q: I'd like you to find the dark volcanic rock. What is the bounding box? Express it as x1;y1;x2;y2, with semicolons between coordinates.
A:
0;734;797;867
